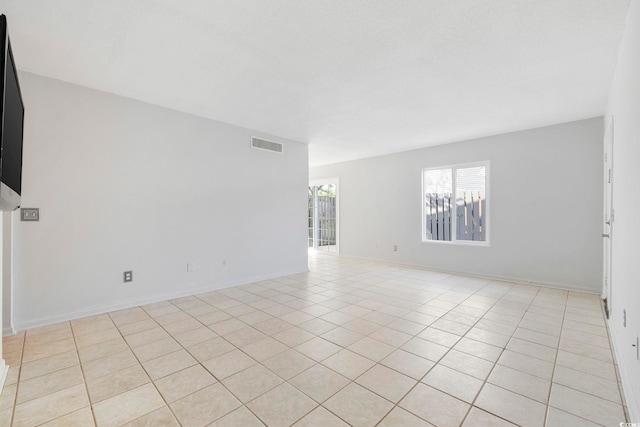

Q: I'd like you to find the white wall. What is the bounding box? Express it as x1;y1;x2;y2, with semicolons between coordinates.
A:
606;0;640;420
310;118;603;292
10;72;309;331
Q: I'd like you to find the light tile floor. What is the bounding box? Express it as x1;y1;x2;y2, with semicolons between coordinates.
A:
0;253;629;426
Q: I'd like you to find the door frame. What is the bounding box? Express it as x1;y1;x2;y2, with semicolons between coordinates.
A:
603;116;614;317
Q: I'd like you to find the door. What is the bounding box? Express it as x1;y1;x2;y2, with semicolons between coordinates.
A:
603;116;614;318
308;181;338;253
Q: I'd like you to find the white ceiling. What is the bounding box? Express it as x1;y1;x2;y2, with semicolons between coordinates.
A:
2;0;630;166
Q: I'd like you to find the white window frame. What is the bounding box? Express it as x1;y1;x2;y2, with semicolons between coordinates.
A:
421;161;490;246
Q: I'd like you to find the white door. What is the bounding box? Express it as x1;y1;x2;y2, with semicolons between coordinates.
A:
603;117;614;318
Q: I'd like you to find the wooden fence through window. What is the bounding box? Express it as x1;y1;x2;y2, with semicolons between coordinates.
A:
425;192;486;241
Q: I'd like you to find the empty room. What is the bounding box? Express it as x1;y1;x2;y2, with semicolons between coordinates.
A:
0;1;638;426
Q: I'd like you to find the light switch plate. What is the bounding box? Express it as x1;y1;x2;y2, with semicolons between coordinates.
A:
20;208;39;221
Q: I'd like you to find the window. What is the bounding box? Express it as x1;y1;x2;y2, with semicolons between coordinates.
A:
422;162;488;244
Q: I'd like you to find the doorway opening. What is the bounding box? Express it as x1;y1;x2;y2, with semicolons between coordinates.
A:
308;181;338;254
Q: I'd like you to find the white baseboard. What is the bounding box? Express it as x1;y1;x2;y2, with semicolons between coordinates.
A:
609;322;640;422
12;267;309;333
2;326;16;337
340;254;601;294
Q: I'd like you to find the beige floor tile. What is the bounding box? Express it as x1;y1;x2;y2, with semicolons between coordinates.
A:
124;327;171;348
400;383;469;426
356;363;417;403
4;365;20;386
154;364;217;403
21;337;77;363
418;327;462;347
0;383;16;411
324;383;393;427
242;337;289;362
92;383;164;427
124;406;179;426
556;350;617;381
454;337;503;362
378;407;433;427
462;407;516;427
552;365;621;403
347;337;396;362
298;318;339;335
38;407;96;427
202;348;257;380
272;326;315;347
222;364;283;402
117;318;158;336
83;349;140;381
321;326;365;347
549;383;625;426
223;326;268;347
401;337;450;362
0;407;11;426
475;383;546;427
322;349;376;380
497;350;554;380
172;326;218;347
209;318;248;335
293;406;348;426
78;337;129;363
141;349;197;380
545;407;600;427
248;383;317;426
263;349;316;380
86;364;150;403
380;349;434;380
162;318;204;336
209;406;265;426
19;350;79;381
506;337;557;363
343;318;381;335
488;364;550;403
289;364;350;403
559;337;614;363
295;337;342;361
132;337;182;362
12;384;89;427
170;383;242;426
17;365;84;404
0;255;627;427
423;364;483;403
74;328;121;349
186;336;235;362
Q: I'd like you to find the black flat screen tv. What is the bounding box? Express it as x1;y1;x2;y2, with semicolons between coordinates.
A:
0;14;24;211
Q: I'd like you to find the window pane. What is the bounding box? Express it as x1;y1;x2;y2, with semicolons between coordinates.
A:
456;166;486;241
424;169;453;241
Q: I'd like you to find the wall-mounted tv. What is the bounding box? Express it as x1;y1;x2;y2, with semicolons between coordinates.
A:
0;14;24;211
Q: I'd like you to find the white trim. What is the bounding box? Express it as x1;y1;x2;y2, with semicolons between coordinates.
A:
421;161;490;246
12;267;309;333
339;253;602;294
609;322;640;422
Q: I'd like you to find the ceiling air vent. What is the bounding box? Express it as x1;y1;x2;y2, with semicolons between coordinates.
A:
251;136;283;153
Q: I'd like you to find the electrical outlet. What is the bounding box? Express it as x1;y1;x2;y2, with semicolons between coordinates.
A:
392;245;397;252
124;271;133;282
20;208;39;221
